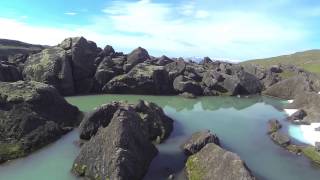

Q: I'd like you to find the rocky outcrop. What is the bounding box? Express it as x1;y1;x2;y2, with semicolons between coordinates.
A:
173;75;203;95
263;75;312;99
0;81;80;163
123;47;150;72
185;143;255;180
286;92;320;123
79;100;173;142
59;37;100;94
72;107;158;180
270;132;291;147
267;119;282;134
181;130;220;155
103;63;172;94
79;101;121;140
23;37;100;95
23;47;75;95
0;61;22;82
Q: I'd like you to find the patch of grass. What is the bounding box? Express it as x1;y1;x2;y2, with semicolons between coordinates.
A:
186;156;204;180
302;146;320;164
241;49;320;75
279;71;296;79
0;143;25;160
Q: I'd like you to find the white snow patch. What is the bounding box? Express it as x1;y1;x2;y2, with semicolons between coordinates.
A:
289;123;320;146
288;99;294;103
284;109;298;116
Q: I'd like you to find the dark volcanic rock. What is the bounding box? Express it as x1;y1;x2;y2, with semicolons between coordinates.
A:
181;130;220;155
134;100;174;143
123;47;150;72
0;61;22;82
270;132;291;147
72;107;158;180
165;60;186;82
263;75;312;99
23;47;75;95
0;81;80;163
79;100;174;142
79;101;120;140
185;143;255;180
287;109;307;122
173;75;203;95
287;92;320;123
60;37;99;94
103;63;172;94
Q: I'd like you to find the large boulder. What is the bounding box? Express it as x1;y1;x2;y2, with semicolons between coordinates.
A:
165;60;186;82
93;56;125;92
181;130;220;155
185;143;255;180
103;63;172;94
173;75;203;96
59;37;100;94
79;100;173;142
0;61;22;82
72;107;158;180
123;47;150;72
23;47;75;95
287;92;320;123
79;101;120;140
133;100;174;143
0;81;80;163
263;75;312;99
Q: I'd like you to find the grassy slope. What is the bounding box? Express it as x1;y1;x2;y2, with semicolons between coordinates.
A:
0;39;45;57
241;49;320;74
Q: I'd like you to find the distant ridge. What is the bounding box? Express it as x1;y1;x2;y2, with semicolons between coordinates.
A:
0;39;45;58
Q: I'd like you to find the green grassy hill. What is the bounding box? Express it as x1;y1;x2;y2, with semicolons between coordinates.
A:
241;49;320;74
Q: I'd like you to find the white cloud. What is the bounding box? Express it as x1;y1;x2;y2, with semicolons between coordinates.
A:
64;12;77;16
0;0;312;61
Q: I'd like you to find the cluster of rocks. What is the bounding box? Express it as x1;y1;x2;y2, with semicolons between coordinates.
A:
0;81;80;163
72;100;173;180
0;37;267;97
181;130;256;180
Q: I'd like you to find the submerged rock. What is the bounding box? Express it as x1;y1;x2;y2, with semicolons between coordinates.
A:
185;143;255;180
181;130;220;155
72;107;158;180
270;132;291;147
267;119;282;134
0;81;80;163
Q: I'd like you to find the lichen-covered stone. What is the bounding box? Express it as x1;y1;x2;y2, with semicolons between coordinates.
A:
0;81;80;163
185;143;255;180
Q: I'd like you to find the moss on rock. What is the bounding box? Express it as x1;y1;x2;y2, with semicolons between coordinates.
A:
186;156;204;180
302;146;320;164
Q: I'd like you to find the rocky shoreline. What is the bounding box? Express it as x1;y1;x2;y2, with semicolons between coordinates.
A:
1;36;320;179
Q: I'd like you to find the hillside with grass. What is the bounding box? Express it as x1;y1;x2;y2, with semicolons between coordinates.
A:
241;49;320;74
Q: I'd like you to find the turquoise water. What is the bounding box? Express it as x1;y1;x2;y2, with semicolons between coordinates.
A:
0;95;320;180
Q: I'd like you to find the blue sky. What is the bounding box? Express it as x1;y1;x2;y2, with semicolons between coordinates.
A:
1;0;320;61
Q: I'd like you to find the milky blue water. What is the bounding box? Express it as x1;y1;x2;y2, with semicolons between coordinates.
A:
0;95;319;180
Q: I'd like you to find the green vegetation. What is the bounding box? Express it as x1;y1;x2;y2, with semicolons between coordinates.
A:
0;143;25;160
241;49;320;75
186;156;204;180
279;70;296;79
302;146;320;164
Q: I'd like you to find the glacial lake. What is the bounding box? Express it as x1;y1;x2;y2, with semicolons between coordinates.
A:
1;95;320;180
